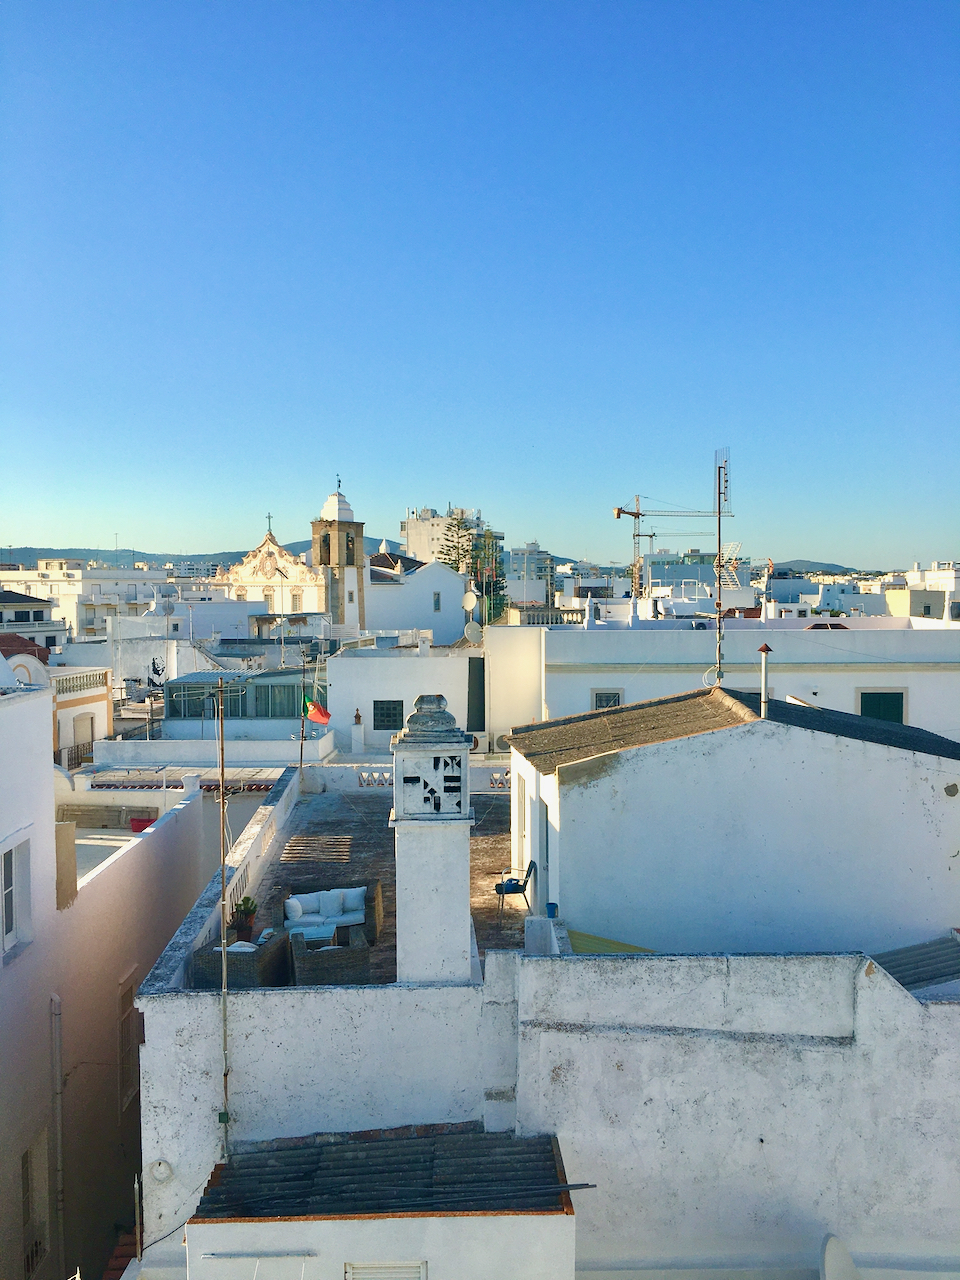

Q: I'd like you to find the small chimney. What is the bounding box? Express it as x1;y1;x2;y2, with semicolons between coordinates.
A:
758;644;772;719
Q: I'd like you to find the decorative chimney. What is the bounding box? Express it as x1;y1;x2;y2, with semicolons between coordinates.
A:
390;695;474;984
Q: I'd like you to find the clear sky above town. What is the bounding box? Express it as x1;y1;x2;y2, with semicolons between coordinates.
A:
2;1;958;567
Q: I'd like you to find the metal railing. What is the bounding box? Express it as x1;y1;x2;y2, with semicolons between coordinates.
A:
58;741;94;771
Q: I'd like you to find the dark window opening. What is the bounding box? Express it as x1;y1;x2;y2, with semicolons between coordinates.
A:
860;691;904;724
594;691;621;710
373;700;404;732
467;656;485;732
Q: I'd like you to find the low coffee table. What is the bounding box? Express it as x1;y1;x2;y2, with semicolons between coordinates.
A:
289;923;337;945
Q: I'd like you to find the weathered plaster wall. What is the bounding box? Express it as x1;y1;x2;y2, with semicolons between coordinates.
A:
554;719;960;954
513;953;960;1270
184;1211;574;1280
137;985;485;1243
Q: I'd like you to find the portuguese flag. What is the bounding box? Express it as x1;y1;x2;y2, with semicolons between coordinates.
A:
304;695;331;725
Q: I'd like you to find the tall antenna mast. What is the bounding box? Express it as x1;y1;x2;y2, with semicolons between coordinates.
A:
714;448;731;685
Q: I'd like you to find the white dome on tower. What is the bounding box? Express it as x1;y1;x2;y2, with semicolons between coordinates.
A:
319;490;355;522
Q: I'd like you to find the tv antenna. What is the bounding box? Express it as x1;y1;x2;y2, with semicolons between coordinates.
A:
614;451;733;599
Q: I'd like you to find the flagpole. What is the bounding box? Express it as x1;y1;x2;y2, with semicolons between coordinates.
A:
299;653;306;777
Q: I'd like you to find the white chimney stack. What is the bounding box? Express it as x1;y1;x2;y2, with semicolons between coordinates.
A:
758;644;772;719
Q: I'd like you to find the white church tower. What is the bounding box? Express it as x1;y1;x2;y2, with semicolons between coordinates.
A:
390;695;474;985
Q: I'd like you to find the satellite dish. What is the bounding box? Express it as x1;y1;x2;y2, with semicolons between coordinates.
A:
463;621;483;644
160;601;175;616
462;590;478;611
820;1237;862;1280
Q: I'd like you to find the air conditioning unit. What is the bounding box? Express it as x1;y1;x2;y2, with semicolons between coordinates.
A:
494;734;512;753
470;733;488;753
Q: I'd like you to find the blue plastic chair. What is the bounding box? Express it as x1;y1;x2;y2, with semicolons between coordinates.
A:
495;861;535;924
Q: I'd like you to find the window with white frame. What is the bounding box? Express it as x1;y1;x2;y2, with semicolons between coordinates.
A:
2;840;31;956
347;590;355;604
290;590;303;612
592;689;623;711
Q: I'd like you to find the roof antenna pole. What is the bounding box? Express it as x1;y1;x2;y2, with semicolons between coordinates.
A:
217;677;230;1157
714;451;729;686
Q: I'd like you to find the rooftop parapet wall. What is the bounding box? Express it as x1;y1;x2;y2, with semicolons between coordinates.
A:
513;952;960;1269
139;766;300;995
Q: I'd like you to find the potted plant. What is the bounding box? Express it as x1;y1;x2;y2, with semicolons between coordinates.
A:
229;896;258;942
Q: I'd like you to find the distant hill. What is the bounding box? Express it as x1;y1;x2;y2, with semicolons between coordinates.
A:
2;536;401;570
774;559;859;575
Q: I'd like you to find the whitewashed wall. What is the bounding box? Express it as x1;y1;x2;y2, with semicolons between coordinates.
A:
484;626;960;745
326;648;469;750
0;687;211;1280
94;734;335;766
366;561;467;646
137;985;484;1243
550;719;960;954
483;626;544;748
514;952;960;1271
185;1212;574;1280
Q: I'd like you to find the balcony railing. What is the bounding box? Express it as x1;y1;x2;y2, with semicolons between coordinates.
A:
57;741;93;771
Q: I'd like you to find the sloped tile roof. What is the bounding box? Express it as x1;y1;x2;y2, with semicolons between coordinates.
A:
192;1130;570;1219
871;933;960;991
506;686;960;774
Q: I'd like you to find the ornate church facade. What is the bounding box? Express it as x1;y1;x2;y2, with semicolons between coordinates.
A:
217;490;366;632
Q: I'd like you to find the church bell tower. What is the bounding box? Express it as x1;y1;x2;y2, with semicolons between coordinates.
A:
311;489;365;629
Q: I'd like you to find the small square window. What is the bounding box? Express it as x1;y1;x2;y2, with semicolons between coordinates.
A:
594;691;621;711
373;700;404;732
172;623;179;633
433;592;441;612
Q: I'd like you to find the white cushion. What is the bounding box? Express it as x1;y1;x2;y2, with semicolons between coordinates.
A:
317;889;343;918
285;913;325;930
341;886;367;912
337;910;365;927
214;942;258;953
284;897;303;921
296;891;323;915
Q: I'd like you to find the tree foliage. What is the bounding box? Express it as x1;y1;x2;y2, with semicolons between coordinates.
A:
438;515;475;573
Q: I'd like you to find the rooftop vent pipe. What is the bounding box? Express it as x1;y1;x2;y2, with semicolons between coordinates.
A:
758;644;772;718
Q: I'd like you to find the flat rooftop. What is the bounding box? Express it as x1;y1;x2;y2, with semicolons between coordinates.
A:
252;790;521;983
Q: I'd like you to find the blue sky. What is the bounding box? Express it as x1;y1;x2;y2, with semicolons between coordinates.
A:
2;1;957;567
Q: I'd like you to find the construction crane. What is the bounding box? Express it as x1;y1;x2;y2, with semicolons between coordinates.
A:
613;498;656;597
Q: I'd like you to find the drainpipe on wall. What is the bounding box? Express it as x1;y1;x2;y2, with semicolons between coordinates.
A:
50;995;66;1280
758;644;772;719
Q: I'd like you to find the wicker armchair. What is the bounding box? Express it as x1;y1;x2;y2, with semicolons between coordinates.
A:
189;930;290;990
291;925;370;986
274;878;383;946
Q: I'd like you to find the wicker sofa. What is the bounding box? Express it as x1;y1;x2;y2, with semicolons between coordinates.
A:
273;878;383;946
290;925;370;986
189;929;290;990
